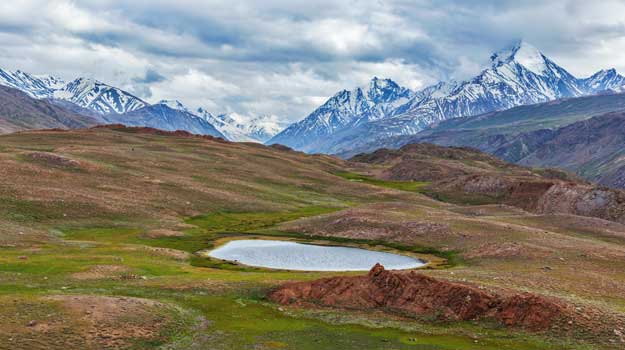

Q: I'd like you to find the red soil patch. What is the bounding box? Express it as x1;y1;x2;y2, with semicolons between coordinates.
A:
269;264;572;331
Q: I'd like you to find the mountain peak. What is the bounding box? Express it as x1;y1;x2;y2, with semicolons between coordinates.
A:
491;40;548;75
366;77;409;104
591;68;618;78
369;77;395;89
158;99;189;113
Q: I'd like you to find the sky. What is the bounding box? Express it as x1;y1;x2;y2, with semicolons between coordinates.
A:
1;0;625;122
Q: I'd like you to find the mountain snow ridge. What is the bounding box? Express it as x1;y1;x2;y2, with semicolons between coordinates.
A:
0;68;146;114
0;68;276;139
267;77;414;150
56;78;147;114
161;101;285;142
268;40;625;154
0;68;63;99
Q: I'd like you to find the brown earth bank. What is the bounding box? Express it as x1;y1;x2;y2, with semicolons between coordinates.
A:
269;264;621;336
350;143;625;224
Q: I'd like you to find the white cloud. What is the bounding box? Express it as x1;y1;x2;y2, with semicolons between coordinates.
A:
149;69;240;111
303;19;380;56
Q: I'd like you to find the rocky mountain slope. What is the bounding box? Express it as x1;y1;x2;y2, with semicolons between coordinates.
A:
509;111;625;188
349;143;625;224
0;85;101;134
269;41;625;154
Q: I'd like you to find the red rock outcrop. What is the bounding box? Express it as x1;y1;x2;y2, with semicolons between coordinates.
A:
269;264;571;331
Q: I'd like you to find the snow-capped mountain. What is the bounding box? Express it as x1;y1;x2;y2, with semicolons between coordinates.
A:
55;78;147;114
0;68;146;115
268;77;412;151
194;109;255;142
579;69;625;93
161;101;285;142
245;114;286;142
0;68;63;99
269;40;625;154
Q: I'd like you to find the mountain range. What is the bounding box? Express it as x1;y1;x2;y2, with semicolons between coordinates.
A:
161;100;285;143
0;69;146;114
0;69;283;142
268;41;625;154
3;39;625;188
342;91;625;189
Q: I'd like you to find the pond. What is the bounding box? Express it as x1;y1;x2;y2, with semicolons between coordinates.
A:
207;239;426;271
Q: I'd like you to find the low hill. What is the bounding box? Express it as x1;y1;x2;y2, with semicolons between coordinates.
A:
350;143;625;224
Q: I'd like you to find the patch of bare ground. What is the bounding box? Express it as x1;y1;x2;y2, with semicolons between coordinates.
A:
71;265;133;281
121;246;191;261
0;222;48;247
280;202;458;244
448;204;529;217
144;246;191;261
46;295;173;349
269;264;625;343
25;152;81;169
142;229;185;239
463;241;554;259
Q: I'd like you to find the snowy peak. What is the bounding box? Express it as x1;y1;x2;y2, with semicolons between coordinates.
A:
581;68;625;93
0;68;146;115
158;100;190;113
270;40;625;154
200;110;285;143
491;40;549;75
367;77;411;103
160;100;283;143
56;77;147;114
267;77;413;150
35;74;66;90
0;68;62;98
245;114;286;142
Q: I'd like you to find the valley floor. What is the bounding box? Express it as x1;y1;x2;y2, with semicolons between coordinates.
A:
1;127;624;349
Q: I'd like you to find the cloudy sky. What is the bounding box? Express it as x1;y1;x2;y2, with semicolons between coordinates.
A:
1;0;625;122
